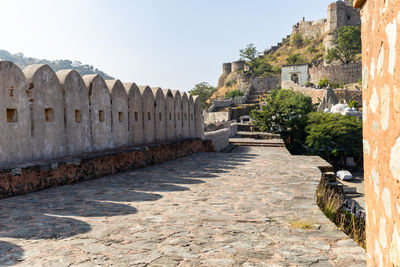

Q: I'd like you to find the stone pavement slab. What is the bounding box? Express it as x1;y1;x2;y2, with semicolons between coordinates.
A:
0;146;366;266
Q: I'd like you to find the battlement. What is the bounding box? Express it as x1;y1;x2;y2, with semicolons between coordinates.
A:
0;60;204;165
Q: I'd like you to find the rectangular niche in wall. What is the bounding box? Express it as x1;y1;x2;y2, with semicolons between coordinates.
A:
119;112;124;122
6;108;17;123
75;110;81;122
169;113;172;121
134;112;138;122
99;110;105;122
45;108;54;122
148;112;151;121
159;112;162;121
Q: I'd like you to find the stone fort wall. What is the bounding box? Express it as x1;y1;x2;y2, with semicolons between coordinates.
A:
0;61;204;165
355;0;400;265
309;62;362;85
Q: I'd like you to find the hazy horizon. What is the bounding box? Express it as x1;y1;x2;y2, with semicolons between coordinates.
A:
0;0;334;91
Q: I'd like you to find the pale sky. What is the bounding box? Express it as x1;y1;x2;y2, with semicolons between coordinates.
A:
0;0;333;91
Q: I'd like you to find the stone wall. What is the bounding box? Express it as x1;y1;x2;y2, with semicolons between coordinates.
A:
282;81;326;104
292;18;326;39
250;76;281;92
0;61;202;165
204;128;230;152
355;0;400;265
309;62;362;85
0;139;213;199
282;80;363;105
204;111;231;124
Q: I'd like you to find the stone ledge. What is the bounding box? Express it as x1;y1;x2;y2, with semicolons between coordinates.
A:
0;139;214;199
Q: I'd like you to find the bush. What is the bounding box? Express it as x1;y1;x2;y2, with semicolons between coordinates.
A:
291;33;303;48
348;100;359;110
286;53;307;65
225;89;244;99
318;78;341;88
224;80;236;87
305;112;363;162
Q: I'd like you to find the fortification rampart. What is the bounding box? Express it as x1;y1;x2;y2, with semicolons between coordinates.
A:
309;62;362;85
0;61;203;165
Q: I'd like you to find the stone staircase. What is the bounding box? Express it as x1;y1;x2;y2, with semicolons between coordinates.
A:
245;90;268;105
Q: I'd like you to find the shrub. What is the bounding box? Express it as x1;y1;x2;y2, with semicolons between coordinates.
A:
225;89;244;99
286;53;307;65
348;100;359;109
305;112;363;161
291;33;304;48
305;81;315;87
318;77;329;88
224;80;236;87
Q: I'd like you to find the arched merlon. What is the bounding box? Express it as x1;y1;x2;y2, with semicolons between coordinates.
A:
162;89;176;141
124;82;144;145
0;61;32;163
181;92;190;138
106;80;129;147
57;69;91;155
23;64;65;160
172;90;182;139
138;85;155;144
193;96;204;139
151;87;166;143
83;74;113;151
188;94;195;138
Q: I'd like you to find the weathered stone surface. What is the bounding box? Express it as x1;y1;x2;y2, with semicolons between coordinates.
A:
106;80;129;147
24;64;66;160
124;83;144;145
57;69;91;155
0;146;365;266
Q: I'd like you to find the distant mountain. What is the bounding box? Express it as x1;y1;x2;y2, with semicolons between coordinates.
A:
0;49;114;80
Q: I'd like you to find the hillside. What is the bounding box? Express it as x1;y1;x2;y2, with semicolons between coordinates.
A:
0;49;113;80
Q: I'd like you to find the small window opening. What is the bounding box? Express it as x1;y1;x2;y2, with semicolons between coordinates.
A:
45;108;54;122
148;112;151;121
134;111;138;122
118;112;124;122
184;113;187;120
99;110;105;122
169;113;172;121
75;110;81;122
178;113;180;120
7;109;17;123
159;112;162;121
191;114;194;121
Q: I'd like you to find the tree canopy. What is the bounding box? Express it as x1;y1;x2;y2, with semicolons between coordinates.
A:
305;112;363;160
239;43;260;62
326;25;361;64
189;82;217;110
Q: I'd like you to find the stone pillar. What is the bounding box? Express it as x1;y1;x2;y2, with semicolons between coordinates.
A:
355;0;400;265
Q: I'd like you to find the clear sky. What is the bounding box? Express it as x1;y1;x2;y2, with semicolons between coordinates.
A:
0;0;334;91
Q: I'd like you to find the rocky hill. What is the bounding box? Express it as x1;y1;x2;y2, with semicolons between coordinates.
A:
0;49;113;80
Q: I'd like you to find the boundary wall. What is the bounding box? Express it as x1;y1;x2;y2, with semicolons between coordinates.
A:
0;61;202;165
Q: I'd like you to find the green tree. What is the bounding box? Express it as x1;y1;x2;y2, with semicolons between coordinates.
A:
251;89;314;153
225;89;244;99
189;82;217;110
247;58;275;77
326;25;361;64
286;53;307;65
305;112;363;161
239;43;260;62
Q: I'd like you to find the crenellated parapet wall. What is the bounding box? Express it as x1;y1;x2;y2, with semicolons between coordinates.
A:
0;61;203;165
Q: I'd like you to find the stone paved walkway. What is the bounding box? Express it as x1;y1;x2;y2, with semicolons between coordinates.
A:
0;146;366;266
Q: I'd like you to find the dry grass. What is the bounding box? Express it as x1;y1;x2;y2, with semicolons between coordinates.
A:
290;219;315;230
